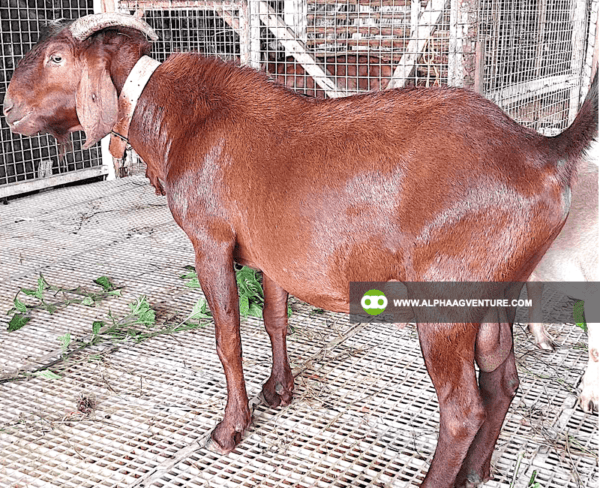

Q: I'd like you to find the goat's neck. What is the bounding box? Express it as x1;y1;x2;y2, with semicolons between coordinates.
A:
107;52;169;189
124;64;172;189
111;51;148;96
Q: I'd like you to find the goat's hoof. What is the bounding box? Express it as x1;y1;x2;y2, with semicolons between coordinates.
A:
528;325;556;351
536;337;556;351
262;381;293;408
205;435;232;455
455;469;491;488
533;331;556;351
455;473;484;488
208;421;246;454
579;397;598;414
579;380;599;413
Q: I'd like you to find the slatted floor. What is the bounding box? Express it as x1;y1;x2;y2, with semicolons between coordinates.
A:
0;176;597;488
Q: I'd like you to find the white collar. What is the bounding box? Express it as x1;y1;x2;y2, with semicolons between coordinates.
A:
109;55;161;159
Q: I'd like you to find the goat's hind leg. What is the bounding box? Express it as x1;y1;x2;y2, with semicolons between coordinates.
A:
580;315;599;413
417;324;486;488
455;321;519;487
261;274;294;407
526;281;556;351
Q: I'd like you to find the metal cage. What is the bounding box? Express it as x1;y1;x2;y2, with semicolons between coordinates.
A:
0;0;598;198
0;0;105;199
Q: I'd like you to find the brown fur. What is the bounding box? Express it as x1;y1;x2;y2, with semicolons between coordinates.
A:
4;19;598;488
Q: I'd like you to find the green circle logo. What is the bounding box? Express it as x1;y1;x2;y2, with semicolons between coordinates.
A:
361;289;388;315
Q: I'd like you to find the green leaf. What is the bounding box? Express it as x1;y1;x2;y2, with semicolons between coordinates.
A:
235;266;265;319
33;370;61;380
94;276;115;292
288;305;293;317
248;303;263;318
21;288;39;297
37;275;47;297
239;295;250;316
8;314;31;331
527;470;540;488
184;277;201;289
175;321;208;332
107;289;122;296
81;296;95;306
58;333;71;353
13;297;27;313
92;321;104;335
189;298;211;319
179;271;198;280
573;300;587;332
137;309;156;327
128;296;156;327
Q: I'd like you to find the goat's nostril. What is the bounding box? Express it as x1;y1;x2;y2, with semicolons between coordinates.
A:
3;99;14;117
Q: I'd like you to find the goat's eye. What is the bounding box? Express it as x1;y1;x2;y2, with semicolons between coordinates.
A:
49;54;63;64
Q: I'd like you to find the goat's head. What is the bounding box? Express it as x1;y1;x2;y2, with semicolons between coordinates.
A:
3;13;157;149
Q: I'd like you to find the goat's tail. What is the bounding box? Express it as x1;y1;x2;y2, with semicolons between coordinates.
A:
550;73;598;185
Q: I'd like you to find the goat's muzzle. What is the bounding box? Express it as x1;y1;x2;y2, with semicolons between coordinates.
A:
3;94;35;135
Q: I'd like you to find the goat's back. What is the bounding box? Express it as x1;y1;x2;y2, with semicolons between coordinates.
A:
132;54;577;309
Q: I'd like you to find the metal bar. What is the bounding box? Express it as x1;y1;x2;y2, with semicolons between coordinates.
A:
96;0;118;179
485;74;578;107
257;0;344;97
448;0;460;86
582;0;599;103
284;0;307;43
0;167;108;200
387;0;447;89
120;1;240;9
473;40;484;94
238;1;249;65
97;0;118;12
248;0;262;69
569;0;588;123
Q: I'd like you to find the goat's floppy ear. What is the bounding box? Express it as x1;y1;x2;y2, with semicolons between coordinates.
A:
76;58;118;149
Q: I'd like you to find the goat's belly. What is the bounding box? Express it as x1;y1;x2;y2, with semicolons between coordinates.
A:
293;294;350;314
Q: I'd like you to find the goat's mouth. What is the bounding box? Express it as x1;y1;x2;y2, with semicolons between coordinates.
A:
7;111;36;135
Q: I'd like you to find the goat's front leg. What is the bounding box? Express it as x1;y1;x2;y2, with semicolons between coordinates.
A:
195;246;252;454
417;324;485;488
261;274;294;407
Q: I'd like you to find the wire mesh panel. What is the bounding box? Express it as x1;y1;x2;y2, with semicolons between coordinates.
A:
258;0;479;98
0;0;104;199
478;0;597;135
112;0;595;178
118;1;478;99
114;1;244;175
118;1;242;62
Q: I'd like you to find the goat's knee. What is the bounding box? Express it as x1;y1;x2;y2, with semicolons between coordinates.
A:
440;393;486;442
445;412;486;445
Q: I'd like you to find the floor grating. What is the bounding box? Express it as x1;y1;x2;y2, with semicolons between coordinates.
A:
0;176;597;487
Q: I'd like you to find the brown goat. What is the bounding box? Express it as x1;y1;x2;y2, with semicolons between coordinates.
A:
3;14;598;488
265;54;392;97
